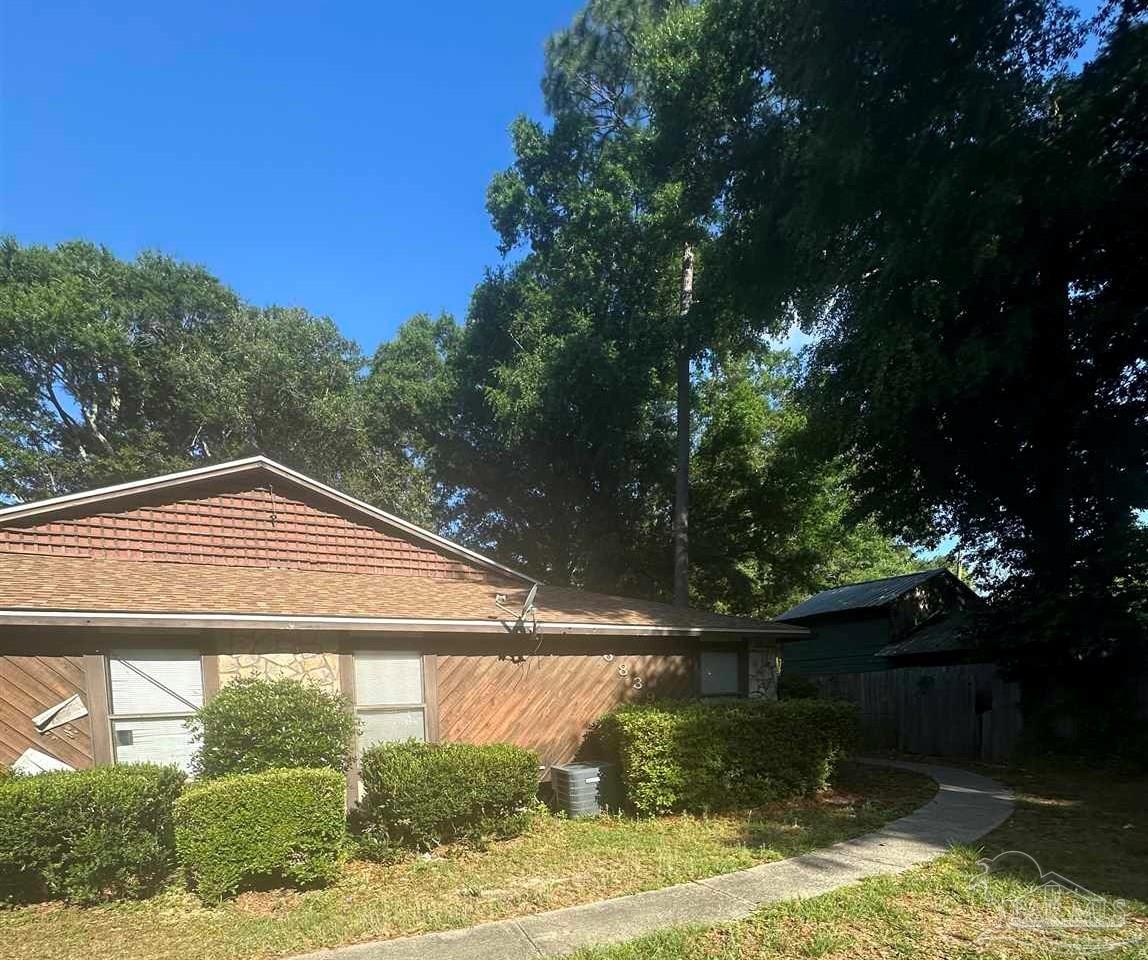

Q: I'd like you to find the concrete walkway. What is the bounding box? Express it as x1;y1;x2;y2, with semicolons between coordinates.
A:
295;760;1013;960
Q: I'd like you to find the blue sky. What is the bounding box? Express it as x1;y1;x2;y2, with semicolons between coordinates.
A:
2;1;1103;359
2;1;583;355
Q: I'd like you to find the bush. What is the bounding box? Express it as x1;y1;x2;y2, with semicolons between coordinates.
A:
175;767;346;902
588;699;860;816
778;672;821;700
187;676;359;779
358;740;539;850
345;807;401;864
0;763;185;904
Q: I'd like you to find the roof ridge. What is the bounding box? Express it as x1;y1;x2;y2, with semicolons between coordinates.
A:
820;567;946;591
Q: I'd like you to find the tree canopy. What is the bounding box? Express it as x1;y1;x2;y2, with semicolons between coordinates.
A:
0;239;435;524
640;0;1146;655
419;0;924;602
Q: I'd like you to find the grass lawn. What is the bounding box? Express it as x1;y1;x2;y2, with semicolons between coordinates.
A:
0;762;931;960
570;763;1148;960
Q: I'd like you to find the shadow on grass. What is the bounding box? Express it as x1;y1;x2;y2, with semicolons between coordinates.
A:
977;762;1148;906
723;761;938;859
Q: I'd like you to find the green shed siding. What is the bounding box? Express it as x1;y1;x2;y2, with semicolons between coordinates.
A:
781;616;894;676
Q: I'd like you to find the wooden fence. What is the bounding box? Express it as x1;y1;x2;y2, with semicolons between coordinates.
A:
805;663;1024;762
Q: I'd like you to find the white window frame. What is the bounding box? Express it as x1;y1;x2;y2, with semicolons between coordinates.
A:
106;649;204;768
352;650;427;750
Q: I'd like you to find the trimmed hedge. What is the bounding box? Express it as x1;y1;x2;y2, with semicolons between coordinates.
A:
589;699;860;816
188;676;359;779
358;740;539;850
0;763;186;904
174;767;346;902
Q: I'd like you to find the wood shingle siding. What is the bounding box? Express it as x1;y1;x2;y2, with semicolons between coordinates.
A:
0;655;92;767
0;481;495;581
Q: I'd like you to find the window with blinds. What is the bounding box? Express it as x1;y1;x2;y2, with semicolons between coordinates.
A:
107;649;203;771
700;649;741;697
353;651;425;750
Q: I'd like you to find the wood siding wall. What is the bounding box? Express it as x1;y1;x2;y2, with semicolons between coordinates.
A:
437;651;696;772
0;481;493;581
0;655;92;767
0;633;708;774
782;617;894;676
805;663;1023;762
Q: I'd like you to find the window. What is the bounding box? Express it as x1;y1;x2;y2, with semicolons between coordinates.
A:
107;649;203;771
353;651;425;751
700;649;741;697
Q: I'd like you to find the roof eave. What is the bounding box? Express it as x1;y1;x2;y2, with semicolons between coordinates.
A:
0;608;807;638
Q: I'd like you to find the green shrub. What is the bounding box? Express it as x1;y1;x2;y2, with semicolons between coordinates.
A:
345;807;401;864
778;672;821;700
174;767;345;902
0;763;185;904
187;676;359;779
358;740;539;850
588;699;860;816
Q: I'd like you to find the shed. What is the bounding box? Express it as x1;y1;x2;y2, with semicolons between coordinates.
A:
776;568;981;675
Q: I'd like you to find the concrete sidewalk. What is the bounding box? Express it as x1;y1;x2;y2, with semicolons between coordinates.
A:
294;760;1013;960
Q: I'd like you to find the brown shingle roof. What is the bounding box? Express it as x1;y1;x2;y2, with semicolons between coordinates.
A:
0;554;802;637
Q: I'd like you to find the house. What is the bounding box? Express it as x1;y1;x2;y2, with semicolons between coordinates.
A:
775;569;1022;761
776;568;982;675
0;456;804;784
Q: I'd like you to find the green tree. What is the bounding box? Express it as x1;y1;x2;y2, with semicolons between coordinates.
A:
642;0;1147;735
456;8;684;590
362;313;461;527
0;239;435;520
438;264;677;593
430;0;925;602
692;352;925;617
0;238;239;498
488;0;717;601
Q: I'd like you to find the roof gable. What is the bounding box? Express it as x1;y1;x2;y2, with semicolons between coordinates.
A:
0;457;533;584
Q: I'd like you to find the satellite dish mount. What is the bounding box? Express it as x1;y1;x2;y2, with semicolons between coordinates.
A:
495;583;541;663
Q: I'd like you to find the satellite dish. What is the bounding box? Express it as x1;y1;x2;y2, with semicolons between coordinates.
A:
494;582;541;637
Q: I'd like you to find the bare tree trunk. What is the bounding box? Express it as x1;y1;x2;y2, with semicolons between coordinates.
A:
673;243;694;607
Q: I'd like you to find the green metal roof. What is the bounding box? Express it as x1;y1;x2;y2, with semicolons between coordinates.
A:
875;609;979;658
775;569;948;622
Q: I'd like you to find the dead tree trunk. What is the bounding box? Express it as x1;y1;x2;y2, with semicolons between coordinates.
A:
673;243;694;607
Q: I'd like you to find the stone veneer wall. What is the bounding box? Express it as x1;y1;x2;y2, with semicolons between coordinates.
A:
748;640;780;699
217;638;340;694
